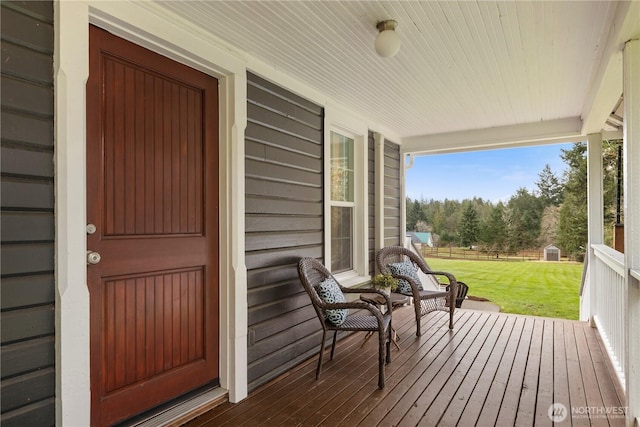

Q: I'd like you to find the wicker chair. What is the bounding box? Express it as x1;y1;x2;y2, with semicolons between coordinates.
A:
376;246;457;336
298;257;392;389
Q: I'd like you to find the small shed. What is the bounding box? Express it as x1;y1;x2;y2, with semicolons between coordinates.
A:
544;245;561;261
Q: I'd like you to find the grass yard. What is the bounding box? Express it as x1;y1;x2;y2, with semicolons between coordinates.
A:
424;257;583;320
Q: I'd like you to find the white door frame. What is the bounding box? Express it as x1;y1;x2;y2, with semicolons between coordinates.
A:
55;2;248;425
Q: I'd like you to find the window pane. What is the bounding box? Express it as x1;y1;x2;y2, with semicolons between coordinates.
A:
331;206;353;272
330;132;354;202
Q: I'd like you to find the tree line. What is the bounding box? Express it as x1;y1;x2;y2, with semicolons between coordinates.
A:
406;141;623;260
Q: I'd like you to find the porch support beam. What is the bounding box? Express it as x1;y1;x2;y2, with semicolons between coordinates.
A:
587;132;603;327
623;38;640;427
401;117;583;155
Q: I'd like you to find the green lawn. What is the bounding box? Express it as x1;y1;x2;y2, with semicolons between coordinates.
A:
424;257;583;320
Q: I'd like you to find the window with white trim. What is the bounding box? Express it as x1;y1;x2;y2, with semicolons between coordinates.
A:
330;131;355;272
326;121;369;286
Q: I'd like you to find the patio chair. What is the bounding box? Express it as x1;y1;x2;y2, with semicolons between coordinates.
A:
376;246;457;336
298;257;392;389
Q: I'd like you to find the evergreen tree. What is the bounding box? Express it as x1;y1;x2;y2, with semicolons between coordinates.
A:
505;188;543;251
557;143;587;258
480;202;507;251
458;202;480;248
536;164;564;206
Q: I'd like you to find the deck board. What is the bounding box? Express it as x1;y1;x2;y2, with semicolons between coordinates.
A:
182;307;626;427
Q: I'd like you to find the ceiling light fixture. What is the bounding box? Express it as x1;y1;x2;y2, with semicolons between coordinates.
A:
374;20;401;58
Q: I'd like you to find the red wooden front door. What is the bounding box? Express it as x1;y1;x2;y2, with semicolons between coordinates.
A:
86;25;219;426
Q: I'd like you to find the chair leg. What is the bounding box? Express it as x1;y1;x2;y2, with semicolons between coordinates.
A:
449;300;455;330
386;324;392;364
415;298;422;337
378;330;385;389
316;329;326;380
330;331;338;360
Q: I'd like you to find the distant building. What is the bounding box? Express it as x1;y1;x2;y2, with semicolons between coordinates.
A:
407;231;434;248
544;244;561;261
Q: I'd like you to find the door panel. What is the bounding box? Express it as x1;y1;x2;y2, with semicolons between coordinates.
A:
87;25;219;426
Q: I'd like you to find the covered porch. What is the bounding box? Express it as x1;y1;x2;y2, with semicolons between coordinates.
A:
180;306;625;426
44;1;640;426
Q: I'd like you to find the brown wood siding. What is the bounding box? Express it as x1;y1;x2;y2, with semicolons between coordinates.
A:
384;140;401;247
367;131;375;275
245;72;324;390
0;2;55;426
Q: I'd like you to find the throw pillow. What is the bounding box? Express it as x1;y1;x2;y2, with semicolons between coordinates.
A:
315;277;348;326
388;261;423;294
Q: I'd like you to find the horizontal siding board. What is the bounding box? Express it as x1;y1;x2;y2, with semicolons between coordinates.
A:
1;305;55;344
1;179;54;210
247;332;321;384
1;367;54;413
246;264;299;290
248;281;303;307
0;397;54;427
246;215;322;233
247;84;322;129
3;1;54;21
245;230;323;252
245;245;322;271
1;76;53;117
250;305;317;342
246;122;321;158
248;292;311;326
384;236;400;246
245;195;321;216
384;140;401;159
0;212;53;242
1;146;53;178
246;178;322;202
247;103;321;142
0;243;54;276
0;111;53;148
245;158;321;187
246;140;320;172
1;274;54;310
248;319;318;361
0;42;53;85
0;6;53;53
1;336;54;378
248;72;322;114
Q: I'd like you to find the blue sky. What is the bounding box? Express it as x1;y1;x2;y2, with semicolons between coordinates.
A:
405;143;575;203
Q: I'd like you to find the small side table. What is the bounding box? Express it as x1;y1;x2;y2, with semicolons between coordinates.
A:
360;292;410;350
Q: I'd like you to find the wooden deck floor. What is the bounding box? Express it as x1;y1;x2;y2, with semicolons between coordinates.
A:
184;307;625;426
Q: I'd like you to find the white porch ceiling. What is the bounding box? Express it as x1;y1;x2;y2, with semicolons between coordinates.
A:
155;1;639;150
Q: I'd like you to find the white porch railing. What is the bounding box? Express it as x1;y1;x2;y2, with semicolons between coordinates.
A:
590;244;626;388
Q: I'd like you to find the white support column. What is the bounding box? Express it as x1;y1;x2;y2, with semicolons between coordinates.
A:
219;72;248;403
587;132;604;326
55;3;91;425
623;38;640;427
374;132;385;263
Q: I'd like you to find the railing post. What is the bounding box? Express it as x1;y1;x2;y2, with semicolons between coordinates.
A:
623;38;640;427
587;132;604;327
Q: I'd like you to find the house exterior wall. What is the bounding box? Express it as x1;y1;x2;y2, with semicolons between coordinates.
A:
50;1;403;422
368;131;376;275
1;1;56;425
245;72;325;390
384;140;402;247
